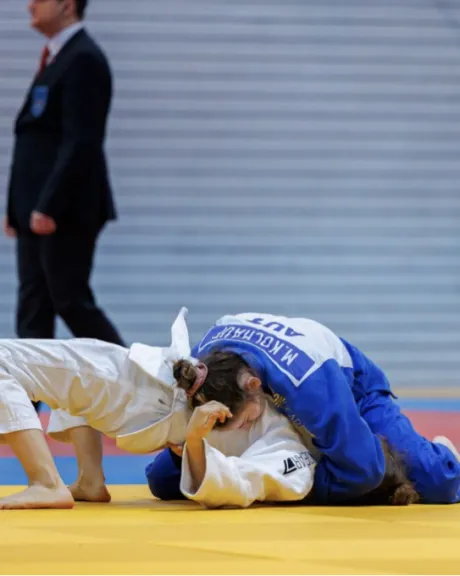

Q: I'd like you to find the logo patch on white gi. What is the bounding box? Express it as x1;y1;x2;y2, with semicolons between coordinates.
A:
282;451;316;475
31;86;49;118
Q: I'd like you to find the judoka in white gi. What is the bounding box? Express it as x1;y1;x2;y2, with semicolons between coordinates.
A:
0;308;193;509
0;307;317;510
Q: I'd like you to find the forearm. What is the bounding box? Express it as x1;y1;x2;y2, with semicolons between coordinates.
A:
184;437;207;493
181;436;315;509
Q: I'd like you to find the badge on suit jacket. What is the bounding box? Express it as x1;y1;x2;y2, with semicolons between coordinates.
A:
31;85;49;118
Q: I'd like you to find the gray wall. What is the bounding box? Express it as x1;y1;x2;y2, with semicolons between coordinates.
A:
1;1;459;388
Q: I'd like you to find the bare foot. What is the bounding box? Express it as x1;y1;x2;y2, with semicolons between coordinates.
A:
0;484;74;510
69;479;111;503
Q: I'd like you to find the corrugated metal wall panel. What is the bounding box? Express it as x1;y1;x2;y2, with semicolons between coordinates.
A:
1;1;459;388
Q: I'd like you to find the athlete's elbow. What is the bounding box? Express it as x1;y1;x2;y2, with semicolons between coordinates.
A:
350;444;386;493
357;463;385;493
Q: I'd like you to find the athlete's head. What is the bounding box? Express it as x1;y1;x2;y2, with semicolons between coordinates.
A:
173;351;264;430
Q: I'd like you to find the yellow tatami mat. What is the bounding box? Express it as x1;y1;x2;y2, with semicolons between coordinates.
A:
0;485;459;575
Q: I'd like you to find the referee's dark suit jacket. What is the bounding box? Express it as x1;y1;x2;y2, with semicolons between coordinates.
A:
6;28;124;345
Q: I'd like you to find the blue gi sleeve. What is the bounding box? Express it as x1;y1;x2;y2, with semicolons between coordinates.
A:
145;449;185;501
283;359;385;503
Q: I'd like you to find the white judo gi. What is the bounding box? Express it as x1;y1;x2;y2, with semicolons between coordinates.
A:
0;308;192;453
179;400;317;509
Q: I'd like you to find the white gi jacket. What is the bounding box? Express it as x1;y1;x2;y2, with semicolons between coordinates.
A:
0;308;192;453
180;401;316;509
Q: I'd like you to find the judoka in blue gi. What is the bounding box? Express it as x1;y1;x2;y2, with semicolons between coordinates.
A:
146;312;460;505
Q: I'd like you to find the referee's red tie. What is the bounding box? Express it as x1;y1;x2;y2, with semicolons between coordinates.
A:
38;45;50;74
